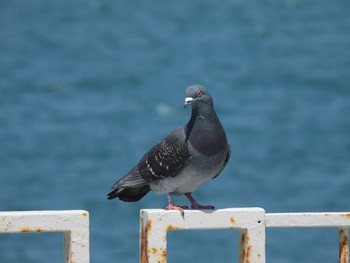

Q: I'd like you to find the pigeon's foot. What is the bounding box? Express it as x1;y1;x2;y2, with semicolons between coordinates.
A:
191;204;215;209
166;194;189;217
185;193;215;210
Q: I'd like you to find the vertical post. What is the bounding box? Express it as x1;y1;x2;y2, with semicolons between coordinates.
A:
239;222;265;263
63;229;90;263
140;208;265;263
339;227;349;263
140;210;167;263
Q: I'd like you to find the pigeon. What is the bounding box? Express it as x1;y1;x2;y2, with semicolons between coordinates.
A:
107;84;230;213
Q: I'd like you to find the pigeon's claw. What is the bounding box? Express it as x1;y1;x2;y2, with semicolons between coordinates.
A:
165;204;188;211
185;193;215;210
165;204;188;218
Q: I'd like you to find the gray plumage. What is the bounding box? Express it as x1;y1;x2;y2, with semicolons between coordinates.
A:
107;84;230;210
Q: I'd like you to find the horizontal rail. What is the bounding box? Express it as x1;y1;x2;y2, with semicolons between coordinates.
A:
0;210;90;263
266;212;350;228
140;209;350;263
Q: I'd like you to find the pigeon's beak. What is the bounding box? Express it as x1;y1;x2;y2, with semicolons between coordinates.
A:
184;97;193;107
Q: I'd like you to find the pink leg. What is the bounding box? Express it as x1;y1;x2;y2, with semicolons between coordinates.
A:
164;194;188;216
185;193;215;209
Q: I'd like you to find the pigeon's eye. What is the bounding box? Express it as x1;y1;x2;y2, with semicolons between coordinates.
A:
197;90;203;97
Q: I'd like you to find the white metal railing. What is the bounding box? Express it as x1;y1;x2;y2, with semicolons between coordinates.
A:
140;208;350;263
0;210;90;263
1;209;348;263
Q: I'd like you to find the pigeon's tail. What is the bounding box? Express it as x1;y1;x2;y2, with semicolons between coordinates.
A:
107;185;150;202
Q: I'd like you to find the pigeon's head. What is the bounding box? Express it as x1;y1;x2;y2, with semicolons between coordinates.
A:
184;85;213;109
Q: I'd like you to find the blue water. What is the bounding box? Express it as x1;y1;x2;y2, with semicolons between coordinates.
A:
1;0;350;262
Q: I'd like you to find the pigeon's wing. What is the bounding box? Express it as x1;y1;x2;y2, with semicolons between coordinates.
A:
212;143;230;179
139;127;191;181
111;127;191;189
107;128;191;202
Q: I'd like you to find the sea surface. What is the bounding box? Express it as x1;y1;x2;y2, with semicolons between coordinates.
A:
1;0;350;262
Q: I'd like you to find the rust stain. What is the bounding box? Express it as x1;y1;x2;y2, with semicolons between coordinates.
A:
239;233;252;263
70;251;76;263
245;245;252;263
20;227;32;232
150;247;157;254
240;232;245;246
82;212;88;218
239;233;245;263
161;248;167;262
230;217;235;228
140;219;152;263
341;213;350;219
155;248;167;263
20;227;44;233
166;225;180;231
339;229;349;263
147;219;152;233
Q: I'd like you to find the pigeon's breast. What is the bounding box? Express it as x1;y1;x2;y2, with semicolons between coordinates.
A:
186;113;228;157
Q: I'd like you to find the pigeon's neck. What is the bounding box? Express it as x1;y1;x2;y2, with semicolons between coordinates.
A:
186;106;227;156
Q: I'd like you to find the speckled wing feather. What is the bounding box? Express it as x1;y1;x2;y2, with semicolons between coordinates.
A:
138;128;191;182
111;128;191;190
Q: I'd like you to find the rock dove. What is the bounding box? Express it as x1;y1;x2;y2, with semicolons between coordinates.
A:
107;84;230;213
